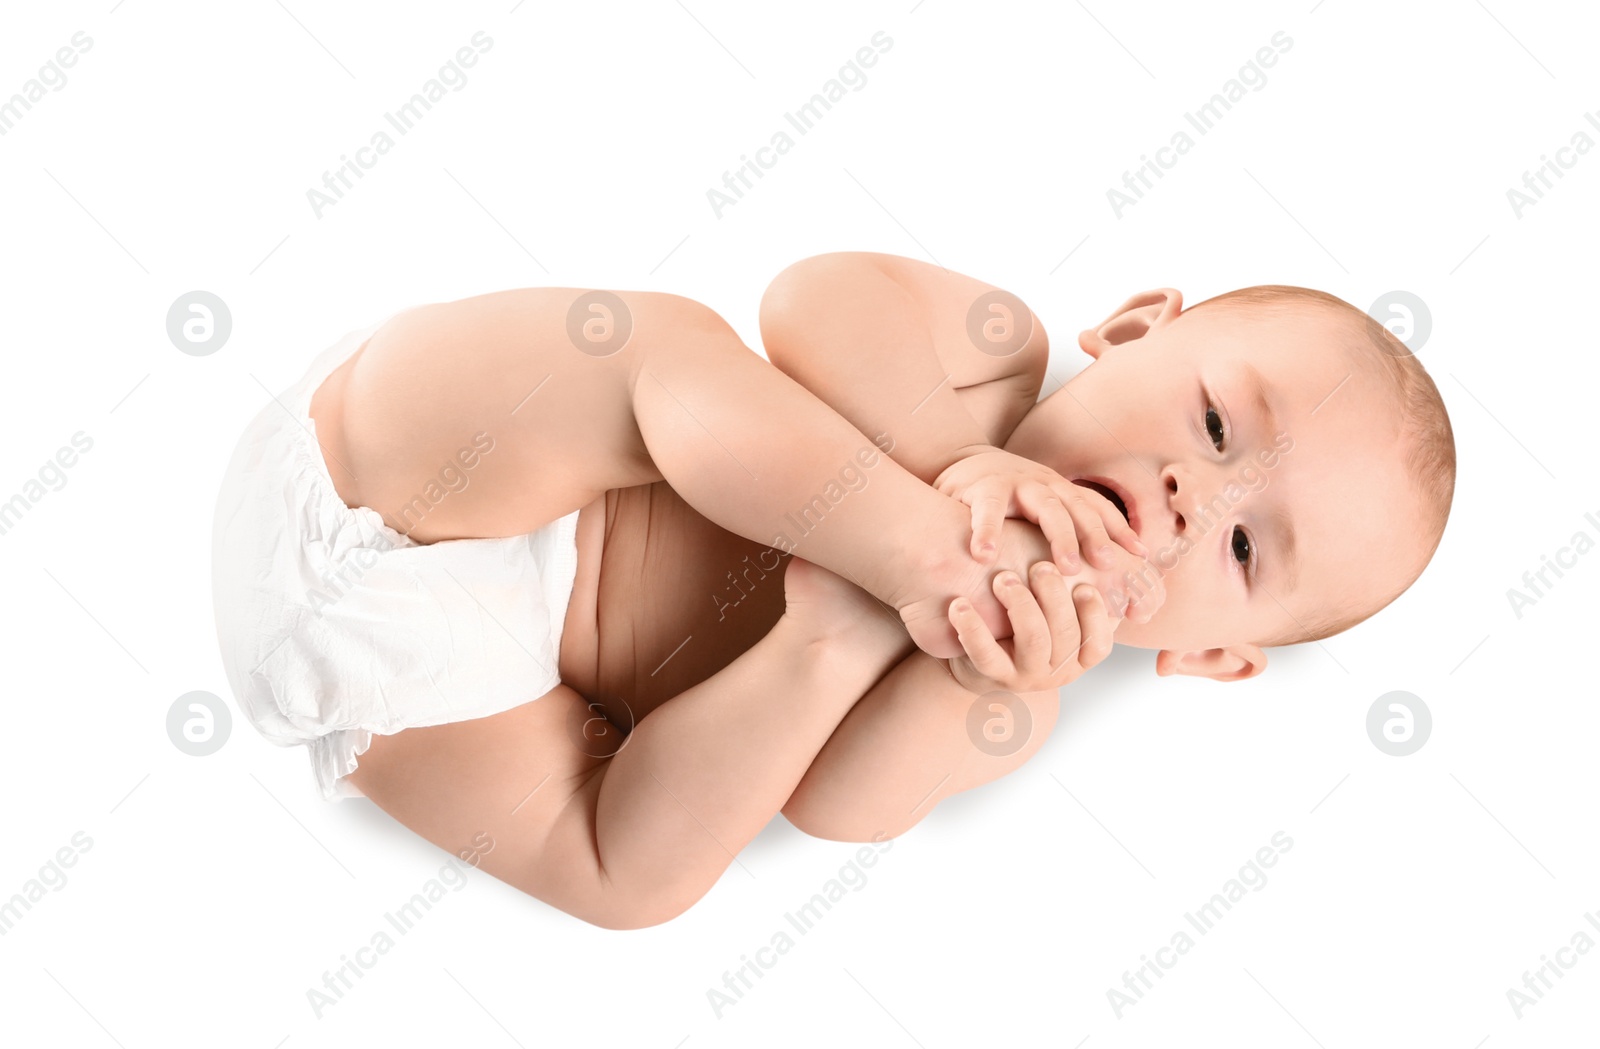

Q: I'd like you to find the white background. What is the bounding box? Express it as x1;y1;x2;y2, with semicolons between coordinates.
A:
1;0;1594;1045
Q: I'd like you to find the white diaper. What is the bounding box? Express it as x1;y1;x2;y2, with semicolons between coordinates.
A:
211;316;581;801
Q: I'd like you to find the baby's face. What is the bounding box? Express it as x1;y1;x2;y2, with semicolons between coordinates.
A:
1004;303;1427;656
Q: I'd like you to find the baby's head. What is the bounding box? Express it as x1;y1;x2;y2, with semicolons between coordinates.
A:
1004;284;1455;681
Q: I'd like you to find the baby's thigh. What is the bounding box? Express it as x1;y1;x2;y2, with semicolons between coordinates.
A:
346;683;611;905
337;288;732;542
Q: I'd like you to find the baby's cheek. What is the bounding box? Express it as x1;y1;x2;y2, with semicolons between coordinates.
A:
1118;564;1209;648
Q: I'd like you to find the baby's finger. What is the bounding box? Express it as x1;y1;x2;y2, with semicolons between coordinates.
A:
1029;561;1080;669
994;570;1049;677
949;597;1012;682
1071;584;1114;670
968;488;1007;561
1014;483;1080;572
1063;495;1121;570
1060;481;1145;557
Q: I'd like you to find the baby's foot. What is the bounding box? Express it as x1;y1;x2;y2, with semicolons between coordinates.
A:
897;516;1056;659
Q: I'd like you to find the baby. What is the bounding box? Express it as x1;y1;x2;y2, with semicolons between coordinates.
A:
211;252;1453;929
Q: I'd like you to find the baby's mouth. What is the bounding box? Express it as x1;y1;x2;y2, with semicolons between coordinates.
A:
1072;477;1138;535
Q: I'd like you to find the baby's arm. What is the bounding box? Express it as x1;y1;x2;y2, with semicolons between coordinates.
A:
613;292;1048;657
759;251;1049;484
758;254;1099;834
782;645;1061;842
349;557;917;929
780;510;1118;840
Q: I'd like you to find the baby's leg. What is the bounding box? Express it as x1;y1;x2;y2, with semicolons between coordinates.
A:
626;296;1051;654
346;557;914;929
332;289;1049;658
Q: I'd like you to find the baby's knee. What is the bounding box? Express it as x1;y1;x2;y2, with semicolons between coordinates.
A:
638;291;742;345
782;801;912;844
530;841;717;930
563;882;706;931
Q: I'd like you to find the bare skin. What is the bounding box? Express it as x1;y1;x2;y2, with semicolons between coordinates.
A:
316;289;1050;662
762;250;1438;835
316;288;1078;928
321;246;1437;928
345;555;913;930
766;253;1434;670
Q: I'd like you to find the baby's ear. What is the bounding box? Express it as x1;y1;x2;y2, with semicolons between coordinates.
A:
1155;643;1266;682
1078;288;1184;359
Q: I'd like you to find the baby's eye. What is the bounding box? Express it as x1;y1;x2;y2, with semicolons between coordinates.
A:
1231;526;1251;567
1205;405;1225;450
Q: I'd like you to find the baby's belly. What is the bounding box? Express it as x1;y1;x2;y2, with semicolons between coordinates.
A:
558;481;789;727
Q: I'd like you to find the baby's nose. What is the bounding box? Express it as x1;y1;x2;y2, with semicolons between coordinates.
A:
1162;467;1188;534
1164;462;1249;539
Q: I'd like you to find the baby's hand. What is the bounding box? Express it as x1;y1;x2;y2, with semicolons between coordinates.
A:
944;560;1118;695
933;447;1145;574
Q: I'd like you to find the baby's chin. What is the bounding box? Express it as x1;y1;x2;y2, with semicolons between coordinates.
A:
1107;615;1165;651
1110;614;1226;655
